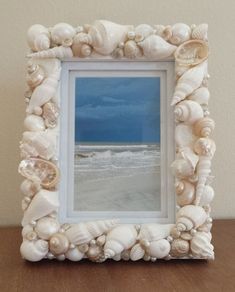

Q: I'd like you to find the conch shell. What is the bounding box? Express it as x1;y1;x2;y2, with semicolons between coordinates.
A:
35;217;60;240
42;102;59;128
27;24;50;52
50;23;76;47
174;100;204;124
49;233;70;255
28;46;73;59
171;61;208;105
194;117;215;137
191;24;208;41
124;40;142;59
20;239;48;262
138;35;176;59
26;62;45;89
188;87;210;106
162;23;191;45
175;180;195;206
190;231;214;259
170;238;190;257
145;239;171;259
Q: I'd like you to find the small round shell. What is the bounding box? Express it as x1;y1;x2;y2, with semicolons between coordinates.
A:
164;23;191;45
146;239;171;259
65;247;84;261
20;239;48;262
24;115;45;132
26;62;45;89
175;180;195;206
170;239;190;257
49;233;70;255
130;243;145;261
194;117;215;137
35;217;60;240
50;23;76;47
124;40;142;58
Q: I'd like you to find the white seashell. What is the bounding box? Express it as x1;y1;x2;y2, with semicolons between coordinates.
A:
163;23;191;45
190;231;214;259
171;61;208;105
104;225;137;259
146;239;171;259
175;40;209;66
153;24;165;37
192;24;208;41
175;180;195;206
134;24;154;42
65;219;119;245
50;23;76;47
88;20;132;55
138;224;174;243
21;190;59;226
96;235;106;246
18;158;59;189
176;205;207;232
175;124;197;148
199;185;215;206
35;217;60;240
22;224;34;239
194;138;216;157
188;87;210;106
65;247;84;261
124;40;142;58
130;243;145;261
175;63;189;79
27;67;61;115
27;24;50;52
42;102;59;128
20;179;41;197
26;62;45;89
174;100;204;124
138;35;176;59
170;238;190;257
28;46;73;59
72;33;92;57
24;115;45;131
49;233;70;255
171;158;195;178
194;117;215;137
87;245;103;262
112;47;124;58
180;232;193;241
197;222;212;233
20;239;48;261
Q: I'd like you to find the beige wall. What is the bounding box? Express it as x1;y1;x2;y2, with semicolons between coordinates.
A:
0;0;234;225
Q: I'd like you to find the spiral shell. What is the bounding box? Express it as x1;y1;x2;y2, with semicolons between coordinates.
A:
188;87;210;106
130;243;145;261
190;231;214;259
194;117;215;137
146;239;171;259
20;179;40;198
72;33;92;57
24;115;45;131
28;46;73;59
35;217;60;240
49;233;70;255
50;23;76;47
65;247;84;261
27;24;50;52
124;40;142;58
134;24;154;42
175;180;195;206
42;102;59;128
191;24;208;41
26;62;45;89
163;23;191;45
174;100;204;124
170;239;190;257
20;239;48;262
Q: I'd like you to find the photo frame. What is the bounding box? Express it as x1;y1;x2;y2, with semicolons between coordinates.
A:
19;20;215;262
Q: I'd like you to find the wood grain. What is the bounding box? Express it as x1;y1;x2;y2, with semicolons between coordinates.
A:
0;220;234;292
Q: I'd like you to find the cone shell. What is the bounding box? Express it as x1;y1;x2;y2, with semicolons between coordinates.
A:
171;239;190;257
174;100;204;124
65;219;119;245
21;190;59;226
24;115;45;132
50;23;76;47
124;40;142;58
192;24;208;41
65;247;84;261
35;217;60;240
164;23;191;45
188;87;210;106
20;239;48;261
194;117;215;137
26;62;45;89
138;35;176;59
146;239;171;259
171;61;207;105
190;231;214;259
49;233;69;255
27;24;50;52
28;46;73;59
42;102;59;128
130;243;145;261
134;24;154;42
175;180;195;206
138;224;174;242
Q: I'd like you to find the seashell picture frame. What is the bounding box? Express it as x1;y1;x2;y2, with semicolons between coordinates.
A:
19;20;215;262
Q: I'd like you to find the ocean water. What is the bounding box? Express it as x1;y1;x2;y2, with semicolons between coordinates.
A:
74;144;161;211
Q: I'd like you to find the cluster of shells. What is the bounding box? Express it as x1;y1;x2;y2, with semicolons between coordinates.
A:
19;20;215;262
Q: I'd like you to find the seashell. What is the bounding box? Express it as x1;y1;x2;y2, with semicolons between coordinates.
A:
78;244;89;253
88;20;132;55
174;100;204;124
72;33;92;57
163;23;191;45
190;231;214;259
24;115;45;131
194;117;215;137
18;158;59;189
171;61;208;105
87;245;103;262
175;124;196;148
176;205;207;232
192;24;208;41
50;23;76;47
197;222;212;233
171;158;195;178
138;35;176;59
130;243;145;261
175;40;209;66
199;185;214;206
21;189;59;226
175;63;189;79
175;180;195;206
138;224;174;243
121;249;131;261
22;224;34;239
146;239;171;259
42;102;59;128
20;239;48;261
65;219;119;245
194;138;216;157
65;247;84;261
153;24;165;37
96;235;106;246
27;24;50;52
170;239;190;257
35;217;60;240
25;230;38;241
26;62;45;89
124;40;142;58
104;225;137;259
113;254;122;261
134;24;154;42
188;87;210;106
180;232;193;241
28;46;73;59
20;179;40;197
49;233;69;255
27;67;61;115
112;47;124;58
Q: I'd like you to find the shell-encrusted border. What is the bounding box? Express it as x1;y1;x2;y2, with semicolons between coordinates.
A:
19;20;215;262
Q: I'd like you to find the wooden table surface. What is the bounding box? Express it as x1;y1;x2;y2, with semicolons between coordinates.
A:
0;220;234;292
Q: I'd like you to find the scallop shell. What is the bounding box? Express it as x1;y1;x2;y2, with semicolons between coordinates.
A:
50;23;76;47
138;35;176;59
175;124;196;148
188;87;210;106
65;247;84;261
163;23;191;45
65;219;119;245
138;224;174;243
42;102;59;128
28;46;73;59
192;24;208;41
175;180;195;206
124;40;142;58
130;243;145;261
49;233;69;255
72;33;92;57
20;239;48;262
146;239;171;259
176;205;207;232
26;62;45;89
18;158;59;189
24;115;45;131
134;24;154;42
27;67;61;115
170;239;190;257
171;61;208;105
104;225;137;259
35;217;60;240
194;117;215;137
20;179;41;197
21;190;59;226
175;40;209;66
190;231;214;259
199;185;214;206
27;24;50;52
174;100;204;124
